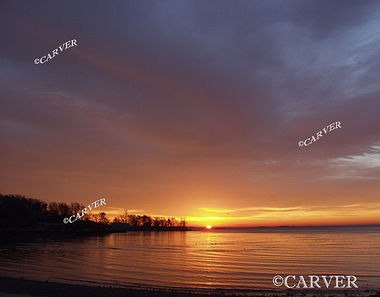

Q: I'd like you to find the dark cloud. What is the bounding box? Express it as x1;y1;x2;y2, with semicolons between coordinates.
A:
1;0;379;223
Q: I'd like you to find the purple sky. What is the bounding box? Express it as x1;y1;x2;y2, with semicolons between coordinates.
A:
1;0;380;226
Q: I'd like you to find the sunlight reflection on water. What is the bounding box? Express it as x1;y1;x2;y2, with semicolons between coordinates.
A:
0;226;379;292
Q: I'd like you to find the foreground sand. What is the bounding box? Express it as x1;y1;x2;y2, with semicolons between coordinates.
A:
0;276;379;297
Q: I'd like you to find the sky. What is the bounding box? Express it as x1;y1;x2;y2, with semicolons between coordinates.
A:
1;0;380;227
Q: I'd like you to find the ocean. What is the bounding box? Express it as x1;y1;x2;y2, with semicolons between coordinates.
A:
0;226;379;293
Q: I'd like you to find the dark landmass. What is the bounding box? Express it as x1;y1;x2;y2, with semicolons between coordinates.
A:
0;277;378;297
0;194;190;233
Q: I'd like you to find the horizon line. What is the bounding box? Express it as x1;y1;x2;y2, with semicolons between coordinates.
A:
190;223;380;228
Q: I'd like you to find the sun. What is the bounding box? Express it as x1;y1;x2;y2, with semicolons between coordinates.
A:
206;225;212;229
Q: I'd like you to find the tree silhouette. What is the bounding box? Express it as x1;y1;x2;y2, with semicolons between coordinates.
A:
0;194;187;231
98;212;109;225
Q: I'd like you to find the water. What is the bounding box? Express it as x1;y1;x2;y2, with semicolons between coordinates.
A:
0;226;379;292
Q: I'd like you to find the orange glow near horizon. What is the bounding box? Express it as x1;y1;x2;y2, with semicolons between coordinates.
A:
89;201;380;228
182;202;380;227
1;3;380;233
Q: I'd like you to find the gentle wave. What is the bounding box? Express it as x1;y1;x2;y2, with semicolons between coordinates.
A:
0;226;379;291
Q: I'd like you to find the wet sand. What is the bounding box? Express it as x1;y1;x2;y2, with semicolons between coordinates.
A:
0;276;378;297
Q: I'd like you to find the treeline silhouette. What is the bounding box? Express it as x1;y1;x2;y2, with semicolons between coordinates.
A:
113;210;186;228
0;194;187;232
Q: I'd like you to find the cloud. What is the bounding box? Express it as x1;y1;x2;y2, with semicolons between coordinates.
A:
333;143;380;169
191;202;380;226
321;143;380;180
199;206;305;213
1;0;380;226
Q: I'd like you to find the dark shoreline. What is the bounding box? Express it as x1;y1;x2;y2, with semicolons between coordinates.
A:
0;277;378;297
0;225;192;234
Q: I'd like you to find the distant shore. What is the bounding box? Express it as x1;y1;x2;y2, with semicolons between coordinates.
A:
0;277;378;297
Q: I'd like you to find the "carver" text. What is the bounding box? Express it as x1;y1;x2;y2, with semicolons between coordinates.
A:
298;121;342;147
34;39;77;65
63;198;106;224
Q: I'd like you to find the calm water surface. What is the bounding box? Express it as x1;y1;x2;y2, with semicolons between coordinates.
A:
0;226;379;292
